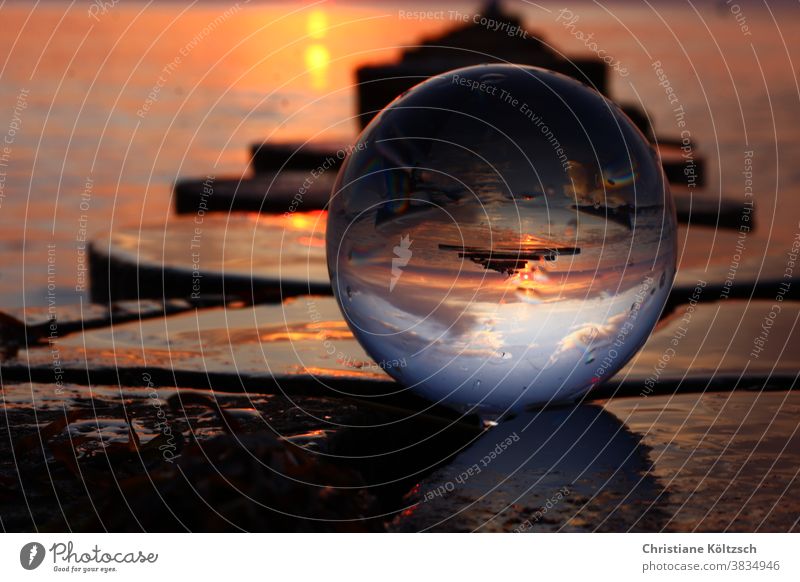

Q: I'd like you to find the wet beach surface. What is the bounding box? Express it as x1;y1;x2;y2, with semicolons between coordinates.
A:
2;379;797;532
391;392;800;532
2;295;798;532
2;209;799;531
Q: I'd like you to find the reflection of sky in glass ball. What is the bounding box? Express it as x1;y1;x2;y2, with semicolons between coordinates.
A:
326;64;676;414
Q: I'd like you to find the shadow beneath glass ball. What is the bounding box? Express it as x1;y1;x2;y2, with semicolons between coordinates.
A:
325;398;486;520
388;403;670;532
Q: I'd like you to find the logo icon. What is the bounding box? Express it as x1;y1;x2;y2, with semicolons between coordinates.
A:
390;234;413;292
20;542;46;570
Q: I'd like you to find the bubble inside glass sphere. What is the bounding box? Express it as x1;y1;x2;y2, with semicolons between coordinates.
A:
326;64;676;413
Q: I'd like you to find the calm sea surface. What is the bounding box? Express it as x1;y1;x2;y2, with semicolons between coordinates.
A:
0;1;799;307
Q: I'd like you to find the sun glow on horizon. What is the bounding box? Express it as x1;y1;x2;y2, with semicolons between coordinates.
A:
305;9;330;89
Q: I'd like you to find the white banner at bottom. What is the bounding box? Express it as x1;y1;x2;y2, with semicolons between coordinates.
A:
0;533;796;581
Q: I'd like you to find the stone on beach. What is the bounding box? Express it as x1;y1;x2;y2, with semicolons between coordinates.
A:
0;299;195;360
599;301;800;397
249;140;347;174
657;142;706;188
89;206;783;308
173;171;336;215
1;299;192;340
3;295;392;396
671;185;752;230
671;253;799;307
4;294;798;402
89;211;329;303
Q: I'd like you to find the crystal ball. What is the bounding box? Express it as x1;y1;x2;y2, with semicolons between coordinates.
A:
326;64;676;413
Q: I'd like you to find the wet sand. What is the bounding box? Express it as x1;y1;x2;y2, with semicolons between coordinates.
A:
3;380;796;531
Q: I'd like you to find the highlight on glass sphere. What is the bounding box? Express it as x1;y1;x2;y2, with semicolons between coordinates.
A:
326;64;676;414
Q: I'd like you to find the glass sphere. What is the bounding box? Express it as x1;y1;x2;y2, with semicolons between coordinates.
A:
326;64;676;414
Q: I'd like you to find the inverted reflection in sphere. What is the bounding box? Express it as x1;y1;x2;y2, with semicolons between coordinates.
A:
326;65;676;414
